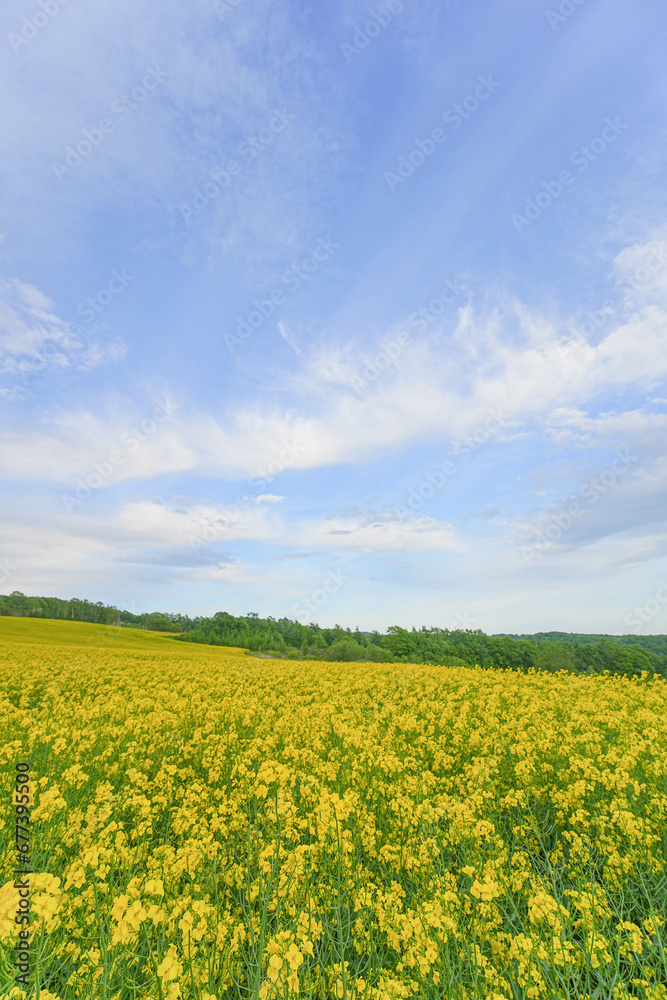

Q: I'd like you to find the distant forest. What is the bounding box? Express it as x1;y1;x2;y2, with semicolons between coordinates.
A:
1;591;665;679
0;591;197;632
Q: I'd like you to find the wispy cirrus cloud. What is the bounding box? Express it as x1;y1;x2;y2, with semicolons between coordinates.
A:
2;242;666;487
0;276;126;383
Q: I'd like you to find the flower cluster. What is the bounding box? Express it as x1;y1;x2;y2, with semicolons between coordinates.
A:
0;634;666;998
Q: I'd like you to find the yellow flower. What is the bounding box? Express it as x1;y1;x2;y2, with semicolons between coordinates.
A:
470;878;501;901
287;943;303;970
156;945;182;982
268;954;283;983
3;628;667;997
144;878;164;896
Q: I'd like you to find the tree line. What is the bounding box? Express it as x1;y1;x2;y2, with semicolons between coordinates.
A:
0;591;196;633
1;591;665;678
173;611;667;677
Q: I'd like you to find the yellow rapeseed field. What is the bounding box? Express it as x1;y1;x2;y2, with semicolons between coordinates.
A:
0;618;666;1000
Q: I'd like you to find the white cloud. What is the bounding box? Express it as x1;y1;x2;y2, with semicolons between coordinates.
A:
298;509;465;554
514;451;667;563
0;495;464;600
2;254;667;486
0;277;78;370
76;339;127;371
0;275;126;379
611;239;667;305
0;494;289;593
546;407;667;452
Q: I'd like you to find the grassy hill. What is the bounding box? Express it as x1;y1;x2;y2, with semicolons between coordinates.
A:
0;616;188;651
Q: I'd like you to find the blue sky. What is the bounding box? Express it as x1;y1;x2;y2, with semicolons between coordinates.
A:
1;0;667;634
